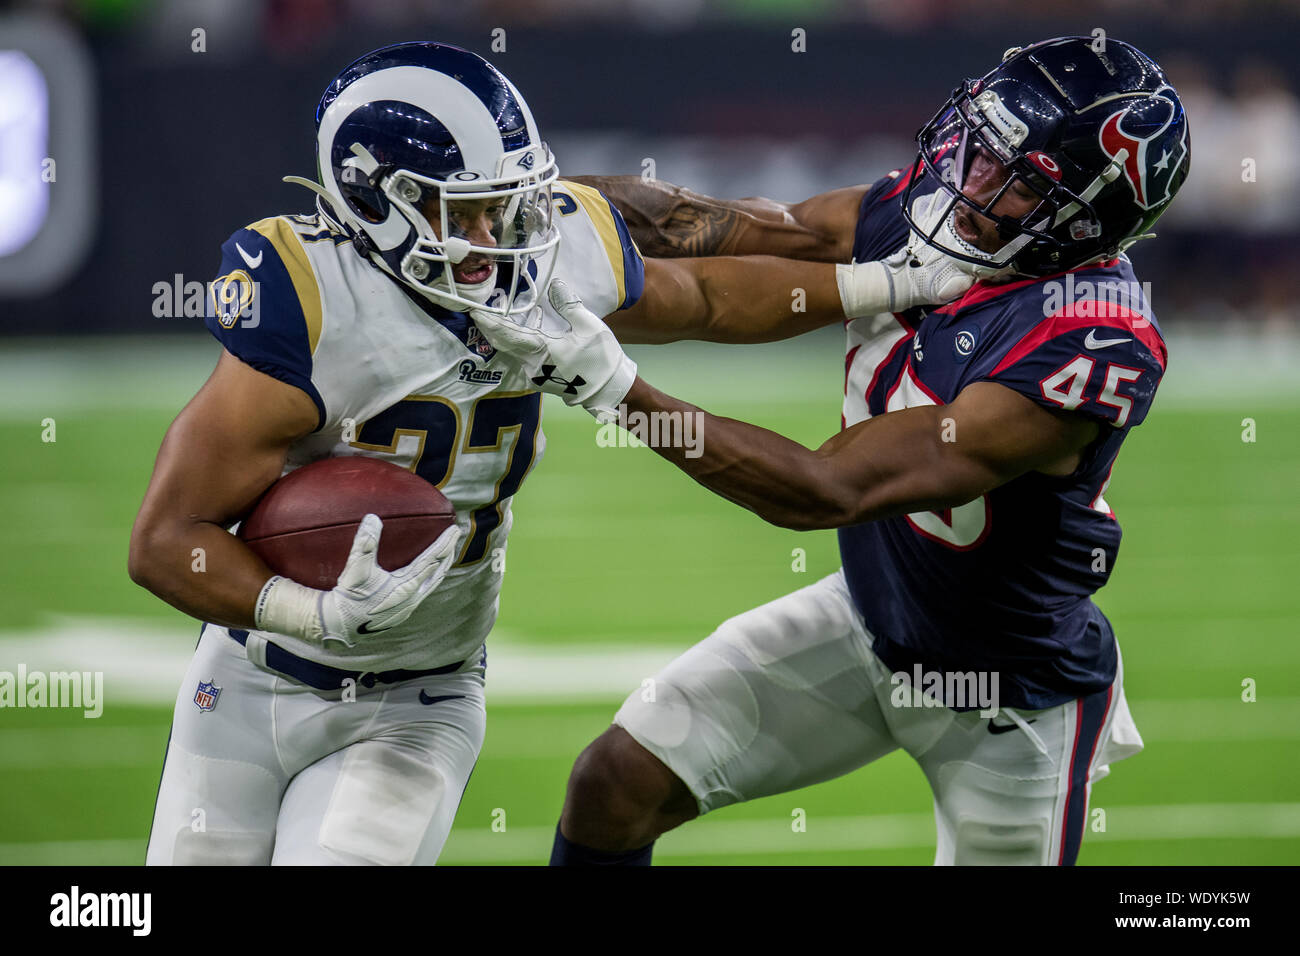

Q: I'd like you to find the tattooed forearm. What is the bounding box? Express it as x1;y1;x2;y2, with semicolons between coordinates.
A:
568;175;750;257
643;194;748;258
568;175;865;261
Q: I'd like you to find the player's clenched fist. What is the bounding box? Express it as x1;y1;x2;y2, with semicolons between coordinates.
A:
471;279;637;420
254;514;463;647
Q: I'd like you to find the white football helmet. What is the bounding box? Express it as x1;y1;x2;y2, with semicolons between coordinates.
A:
286;41;560;316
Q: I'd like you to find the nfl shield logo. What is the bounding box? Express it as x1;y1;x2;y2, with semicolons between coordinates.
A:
194;679;221;712
466;324;497;360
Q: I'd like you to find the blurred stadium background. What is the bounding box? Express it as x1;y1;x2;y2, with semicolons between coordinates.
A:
1;0;1297;865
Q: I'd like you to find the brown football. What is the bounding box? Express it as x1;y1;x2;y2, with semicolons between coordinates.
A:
237;456;457;589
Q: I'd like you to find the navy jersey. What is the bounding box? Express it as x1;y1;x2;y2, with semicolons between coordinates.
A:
839;169;1167;710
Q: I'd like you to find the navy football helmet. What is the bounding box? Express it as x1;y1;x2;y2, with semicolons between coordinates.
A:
286;41;559;314
902;36;1191;276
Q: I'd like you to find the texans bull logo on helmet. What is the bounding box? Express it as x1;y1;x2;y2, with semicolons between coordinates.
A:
900;36;1192;277
1099;89;1189;211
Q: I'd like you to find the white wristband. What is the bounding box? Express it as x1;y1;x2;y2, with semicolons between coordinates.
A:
253;575;323;643
836;261;894;319
583;354;638;420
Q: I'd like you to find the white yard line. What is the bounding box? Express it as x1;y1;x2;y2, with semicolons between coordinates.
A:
2;618;1298;734
0;617;685;707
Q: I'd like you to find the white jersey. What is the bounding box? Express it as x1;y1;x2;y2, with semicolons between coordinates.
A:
204;180;644;674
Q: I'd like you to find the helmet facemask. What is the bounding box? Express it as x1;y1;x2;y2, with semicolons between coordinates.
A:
381;148;560;315
903;78;1133;276
294;42;570;316
288;141;560;317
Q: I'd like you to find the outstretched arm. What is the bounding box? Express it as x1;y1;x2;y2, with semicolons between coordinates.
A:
619;377;1098;530
605;226;985;346
571;172;1002;345
470;283;1098;523
569;175;865;261
606;255;844;345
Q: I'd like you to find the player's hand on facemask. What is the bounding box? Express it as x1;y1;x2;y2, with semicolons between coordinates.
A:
254;514;463;648
836;190;1014;318
470;279;637;420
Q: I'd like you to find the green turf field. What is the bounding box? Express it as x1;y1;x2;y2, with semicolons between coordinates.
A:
1;332;1297;864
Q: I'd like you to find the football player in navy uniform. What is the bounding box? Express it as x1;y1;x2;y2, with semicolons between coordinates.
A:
475;36;1190;865
129;41;980;865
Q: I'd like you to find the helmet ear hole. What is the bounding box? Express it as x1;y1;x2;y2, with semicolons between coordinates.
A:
339;164;390;223
347;195;386;223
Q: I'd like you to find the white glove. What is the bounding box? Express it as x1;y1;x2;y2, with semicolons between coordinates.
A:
254;513;463;648
470;279;637;419
836;190;1013;318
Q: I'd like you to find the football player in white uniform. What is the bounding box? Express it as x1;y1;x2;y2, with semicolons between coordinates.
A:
129;41;974;865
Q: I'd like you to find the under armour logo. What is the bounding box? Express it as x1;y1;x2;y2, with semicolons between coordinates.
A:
531;364;585;394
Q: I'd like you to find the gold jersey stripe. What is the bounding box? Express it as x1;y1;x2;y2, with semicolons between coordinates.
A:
248;216;324;354
559;180;626;305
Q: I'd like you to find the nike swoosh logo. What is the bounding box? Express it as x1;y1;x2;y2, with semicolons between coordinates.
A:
419;691;465;706
1084;329;1131;349
988;718;1036;735
235;242;263;269
355;620;392;634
